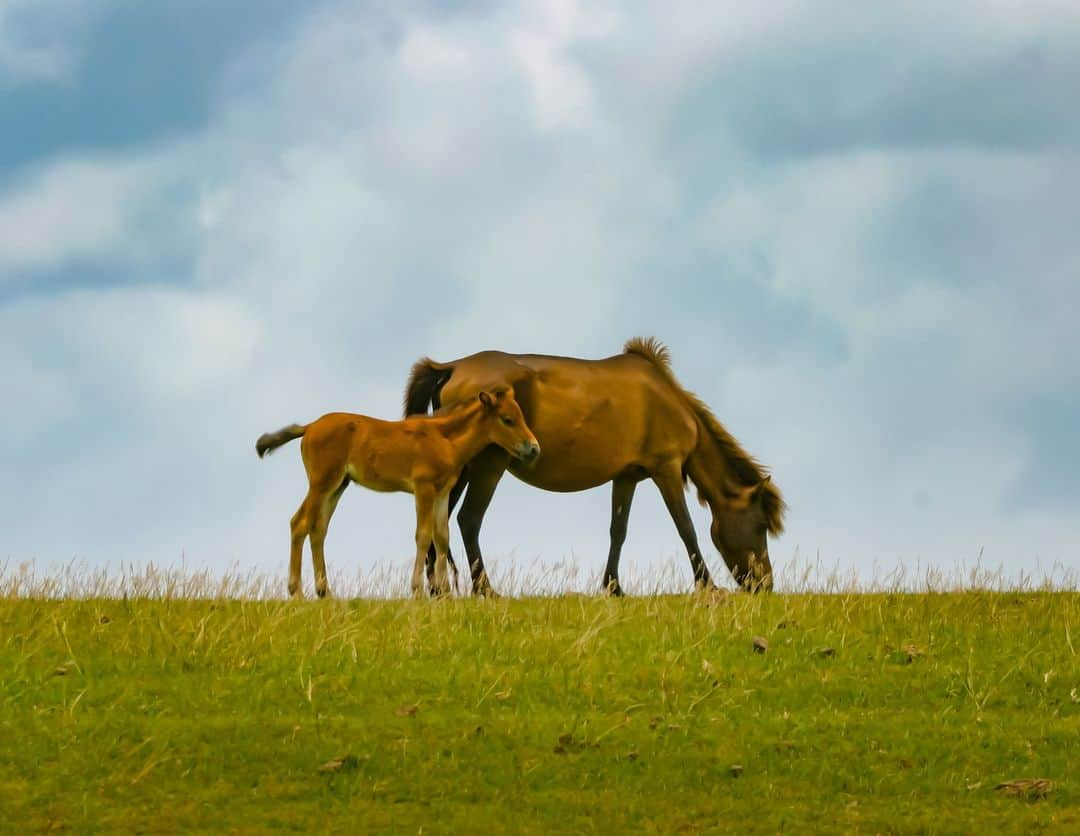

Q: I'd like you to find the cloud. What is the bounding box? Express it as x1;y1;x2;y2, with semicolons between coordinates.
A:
0;149;199;284
0;0;98;84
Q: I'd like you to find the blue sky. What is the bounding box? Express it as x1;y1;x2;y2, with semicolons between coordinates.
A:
2;0;1078;591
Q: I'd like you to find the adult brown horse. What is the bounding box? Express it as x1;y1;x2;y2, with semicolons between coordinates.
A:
404;337;786;596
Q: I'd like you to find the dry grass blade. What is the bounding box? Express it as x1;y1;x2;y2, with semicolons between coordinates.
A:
994;778;1054;799
395;704;419;717
752;636;769;654
319;755;361;773
902;644;923;663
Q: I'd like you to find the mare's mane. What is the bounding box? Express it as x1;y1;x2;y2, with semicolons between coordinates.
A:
623;336;787;534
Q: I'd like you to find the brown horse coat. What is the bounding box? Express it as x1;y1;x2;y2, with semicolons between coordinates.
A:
257;388;539;598
404;337;785;595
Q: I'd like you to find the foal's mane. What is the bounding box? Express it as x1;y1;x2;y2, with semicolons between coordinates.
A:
430;396;481;422
623;336;787;534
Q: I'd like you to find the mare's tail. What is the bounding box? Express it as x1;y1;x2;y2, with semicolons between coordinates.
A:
255;424;307;458
403;357;454;416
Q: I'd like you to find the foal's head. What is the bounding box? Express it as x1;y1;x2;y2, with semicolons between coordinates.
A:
478;387;540;463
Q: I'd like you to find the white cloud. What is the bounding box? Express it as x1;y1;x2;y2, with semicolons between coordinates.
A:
0;149;194;278
0;0;99;85
698;147;1080;398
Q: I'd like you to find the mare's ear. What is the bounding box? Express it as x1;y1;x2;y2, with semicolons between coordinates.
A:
478;390;496;409
751;475;772;501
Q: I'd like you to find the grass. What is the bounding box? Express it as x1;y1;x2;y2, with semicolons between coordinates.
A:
1;564;1078;834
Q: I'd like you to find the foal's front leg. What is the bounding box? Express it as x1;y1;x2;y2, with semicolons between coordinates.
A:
431;491;453;597
412;488;436;598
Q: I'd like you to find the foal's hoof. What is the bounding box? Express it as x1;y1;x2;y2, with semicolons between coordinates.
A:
316;585;329;599
429;577;453;599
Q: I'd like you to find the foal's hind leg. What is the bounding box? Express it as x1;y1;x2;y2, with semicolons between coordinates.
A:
310;479;348;599
288;494;315;598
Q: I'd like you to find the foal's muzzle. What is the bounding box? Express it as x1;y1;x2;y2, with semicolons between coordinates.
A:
517;442;541;463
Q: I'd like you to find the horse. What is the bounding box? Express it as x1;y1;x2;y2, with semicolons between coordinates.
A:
255;387;540;599
404;337;786;597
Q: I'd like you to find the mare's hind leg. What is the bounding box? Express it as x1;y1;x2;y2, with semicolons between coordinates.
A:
288;494;315;598
426;472;467;595
310;479;348;599
651;463;715;592
603;476;640;596
456;450;509;597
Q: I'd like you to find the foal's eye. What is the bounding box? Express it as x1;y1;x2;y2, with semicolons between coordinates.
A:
501;416;514;426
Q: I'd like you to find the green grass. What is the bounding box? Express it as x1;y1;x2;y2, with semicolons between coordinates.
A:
1;584;1078;833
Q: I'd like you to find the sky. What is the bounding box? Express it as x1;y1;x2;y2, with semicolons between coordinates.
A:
2;0;1078;593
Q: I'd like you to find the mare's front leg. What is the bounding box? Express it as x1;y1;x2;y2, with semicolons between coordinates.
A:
651;462;715;592
412;488;436;598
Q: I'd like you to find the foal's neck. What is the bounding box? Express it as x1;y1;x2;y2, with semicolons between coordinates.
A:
431;403;494;467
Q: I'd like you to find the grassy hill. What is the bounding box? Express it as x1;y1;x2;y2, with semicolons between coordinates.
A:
1;582;1077;833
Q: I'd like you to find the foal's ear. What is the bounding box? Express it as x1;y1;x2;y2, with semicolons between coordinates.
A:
478;390;496;409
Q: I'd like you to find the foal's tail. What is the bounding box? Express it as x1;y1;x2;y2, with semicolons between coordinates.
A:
255;424;307;458
403;357;454;416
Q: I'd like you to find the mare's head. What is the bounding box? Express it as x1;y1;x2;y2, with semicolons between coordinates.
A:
479;387;540;463
709;477;784;592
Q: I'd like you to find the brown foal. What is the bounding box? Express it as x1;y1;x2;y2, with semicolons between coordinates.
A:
256;387;539;599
